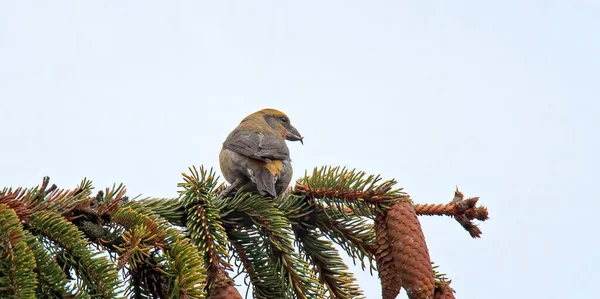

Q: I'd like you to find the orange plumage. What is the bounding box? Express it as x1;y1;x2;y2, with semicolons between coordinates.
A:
219;108;303;197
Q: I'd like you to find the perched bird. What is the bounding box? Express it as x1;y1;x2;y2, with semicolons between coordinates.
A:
219;108;303;198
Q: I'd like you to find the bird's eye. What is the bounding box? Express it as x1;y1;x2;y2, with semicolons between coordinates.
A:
279;117;288;123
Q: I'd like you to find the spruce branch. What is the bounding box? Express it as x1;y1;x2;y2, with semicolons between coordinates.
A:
133;197;186;227
0;166;488;298
227;228;283;299
0;188;34;222
222;191;325;299
22;230;69;298
0;204;38;299
314;210;377;273
414;188;489;238
28;210;122;298
294;166;407;213
296;230;365;299
163;239;207;299
179;166;233;294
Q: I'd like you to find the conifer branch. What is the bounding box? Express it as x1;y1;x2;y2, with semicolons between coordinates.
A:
227;228;283;299
180;166;233;294
163;239;207;299
314;209;377;272
414;188;489;238
296;230;365;299
0;204;37;299
23;230;69;298
0;166;488;298
28;210;122;298
222;192;325;299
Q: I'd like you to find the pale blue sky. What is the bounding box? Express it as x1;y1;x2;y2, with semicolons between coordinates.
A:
1;1;598;298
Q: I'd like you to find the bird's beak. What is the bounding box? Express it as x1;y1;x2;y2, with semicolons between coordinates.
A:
286;125;304;144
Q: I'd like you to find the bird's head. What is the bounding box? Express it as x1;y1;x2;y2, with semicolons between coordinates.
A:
249;108;304;144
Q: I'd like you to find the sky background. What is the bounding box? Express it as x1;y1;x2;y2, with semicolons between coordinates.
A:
1;1;599;298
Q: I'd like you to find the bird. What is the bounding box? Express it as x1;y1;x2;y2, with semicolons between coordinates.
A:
219;108;303;198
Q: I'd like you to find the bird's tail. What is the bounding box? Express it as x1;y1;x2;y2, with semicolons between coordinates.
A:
255;168;277;197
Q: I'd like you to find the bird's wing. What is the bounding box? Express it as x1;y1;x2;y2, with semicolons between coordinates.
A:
224;131;290;161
